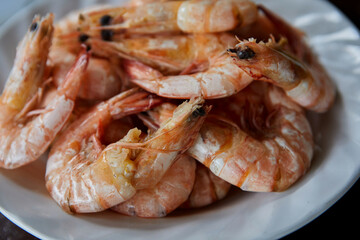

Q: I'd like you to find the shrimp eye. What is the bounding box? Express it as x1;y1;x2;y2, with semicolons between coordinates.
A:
101;29;113;41
29;22;38;32
192;107;206;118
78;33;89;43
100;15;112;26
236;47;256;59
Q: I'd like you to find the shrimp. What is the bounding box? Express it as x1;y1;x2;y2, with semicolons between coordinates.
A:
182;162;231;208
112;154;196;218
49;47;122;100
188;82;314;192
132;97;210;189
45;88;162;213
0;15;91;169
80;0;258;35
138;103;231;208
228;38;335;112
124;54;253;99
89;32;237;75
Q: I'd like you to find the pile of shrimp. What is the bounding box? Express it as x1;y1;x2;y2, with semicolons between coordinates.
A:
0;0;335;218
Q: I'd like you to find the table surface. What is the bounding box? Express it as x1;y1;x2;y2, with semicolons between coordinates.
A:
0;0;359;239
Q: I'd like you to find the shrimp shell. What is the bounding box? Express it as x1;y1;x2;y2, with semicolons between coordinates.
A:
188;82;314;192
112;154;196;218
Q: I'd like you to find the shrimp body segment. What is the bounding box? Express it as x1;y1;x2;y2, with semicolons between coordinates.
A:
229;39;335;113
45;89;162;213
125;55;253;99
188;83;314;192
112;154;196;218
177;0;258;33
82;0;257;34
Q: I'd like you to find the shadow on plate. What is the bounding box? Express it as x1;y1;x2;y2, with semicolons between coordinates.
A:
0;156;48;196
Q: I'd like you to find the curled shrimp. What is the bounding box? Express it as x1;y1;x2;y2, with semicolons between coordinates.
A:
188;82;314;192
45;88;162;213
228;38;335;112
49;47;122;100
124;54;253;99
89;33;237;75
0;15;91;169
112;154;196;218
80;0;258;35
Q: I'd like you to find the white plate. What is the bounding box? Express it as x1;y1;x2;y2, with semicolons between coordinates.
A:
0;0;359;239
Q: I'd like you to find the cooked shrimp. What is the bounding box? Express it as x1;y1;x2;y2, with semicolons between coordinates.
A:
49;47;122;100
112;154;196;217
0;15;91;169
188;82;314;192
182;162;231;208
45;88;162;213
80;0;258;35
89;33;237;75
124;54;253;99
132;97;210;189
138;103;231;208
228;38;335;112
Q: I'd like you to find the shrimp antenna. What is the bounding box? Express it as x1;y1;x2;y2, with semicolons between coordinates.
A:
115;124;188;153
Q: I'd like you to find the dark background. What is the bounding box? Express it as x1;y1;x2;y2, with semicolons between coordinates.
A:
1;0;360;239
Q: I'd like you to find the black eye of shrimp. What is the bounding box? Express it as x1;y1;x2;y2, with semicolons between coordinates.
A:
100;15;112;26
236;47;256;59
29;22;38;32
78;33;89;43
192;107;206;118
